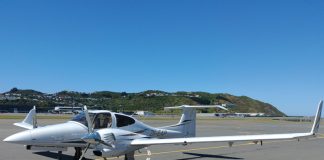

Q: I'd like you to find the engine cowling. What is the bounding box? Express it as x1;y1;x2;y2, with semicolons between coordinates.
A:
92;128;145;157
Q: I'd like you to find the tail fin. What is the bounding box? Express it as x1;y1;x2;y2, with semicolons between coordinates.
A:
14;106;37;129
164;105;228;137
311;100;323;134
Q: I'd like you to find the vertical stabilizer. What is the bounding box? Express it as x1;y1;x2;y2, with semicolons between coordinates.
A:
164;105;227;137
14;106;37;129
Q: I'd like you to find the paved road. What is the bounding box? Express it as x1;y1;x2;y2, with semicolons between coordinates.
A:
1;118;323;160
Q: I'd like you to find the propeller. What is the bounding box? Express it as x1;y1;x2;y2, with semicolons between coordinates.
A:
84;106;93;133
78;106;115;160
78;106;92;160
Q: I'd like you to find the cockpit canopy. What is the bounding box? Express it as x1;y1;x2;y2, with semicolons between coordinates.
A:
71;111;136;129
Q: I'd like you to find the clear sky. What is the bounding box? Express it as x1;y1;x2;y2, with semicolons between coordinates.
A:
0;0;323;116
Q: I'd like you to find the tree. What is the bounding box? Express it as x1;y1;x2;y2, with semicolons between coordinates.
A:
10;87;18;93
121;92;128;97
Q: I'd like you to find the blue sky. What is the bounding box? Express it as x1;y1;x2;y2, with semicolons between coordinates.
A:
0;0;323;115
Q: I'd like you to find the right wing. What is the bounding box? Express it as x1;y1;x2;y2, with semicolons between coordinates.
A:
131;132;313;146
132;100;322;146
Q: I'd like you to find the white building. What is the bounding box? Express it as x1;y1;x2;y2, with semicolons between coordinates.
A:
215;112;265;118
49;106;83;114
135;111;155;117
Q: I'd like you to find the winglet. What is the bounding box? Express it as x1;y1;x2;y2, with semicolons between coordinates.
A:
14;106;37;129
311;100;323;134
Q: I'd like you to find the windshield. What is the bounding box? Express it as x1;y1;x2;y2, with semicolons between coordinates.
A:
71;112;95;127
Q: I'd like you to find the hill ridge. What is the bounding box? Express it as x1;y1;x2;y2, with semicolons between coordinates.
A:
0;88;285;116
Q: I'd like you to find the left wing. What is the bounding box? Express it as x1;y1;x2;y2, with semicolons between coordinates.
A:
132;100;322;146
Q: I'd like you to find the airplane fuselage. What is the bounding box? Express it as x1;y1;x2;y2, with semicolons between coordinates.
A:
4;110;184;157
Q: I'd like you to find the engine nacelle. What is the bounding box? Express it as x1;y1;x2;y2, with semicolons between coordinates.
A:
93;143;143;157
93;128;146;157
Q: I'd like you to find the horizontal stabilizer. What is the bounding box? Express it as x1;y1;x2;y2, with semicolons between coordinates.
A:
164;105;228;111
14;122;34;130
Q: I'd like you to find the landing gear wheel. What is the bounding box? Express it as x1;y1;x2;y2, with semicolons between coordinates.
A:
74;147;82;160
124;151;135;160
57;151;62;160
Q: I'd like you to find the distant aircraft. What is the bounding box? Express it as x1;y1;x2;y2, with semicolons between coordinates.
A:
3;101;323;160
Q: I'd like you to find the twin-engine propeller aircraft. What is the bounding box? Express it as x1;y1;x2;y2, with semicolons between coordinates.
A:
3;100;323;160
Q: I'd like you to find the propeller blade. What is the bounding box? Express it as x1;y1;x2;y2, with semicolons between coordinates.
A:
83;106;93;133
79;143;90;160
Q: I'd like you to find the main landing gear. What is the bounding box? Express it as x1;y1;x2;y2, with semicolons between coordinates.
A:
124;151;135;160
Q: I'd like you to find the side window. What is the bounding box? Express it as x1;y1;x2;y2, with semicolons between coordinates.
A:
115;114;135;127
93;113;112;129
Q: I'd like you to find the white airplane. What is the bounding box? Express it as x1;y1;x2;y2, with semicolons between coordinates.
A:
3;100;323;160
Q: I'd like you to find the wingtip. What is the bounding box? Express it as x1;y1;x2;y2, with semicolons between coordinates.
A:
310;100;323;134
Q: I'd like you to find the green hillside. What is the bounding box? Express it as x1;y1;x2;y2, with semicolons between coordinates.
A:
0;88;286;116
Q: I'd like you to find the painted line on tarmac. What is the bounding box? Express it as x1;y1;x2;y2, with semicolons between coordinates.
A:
97;134;324;160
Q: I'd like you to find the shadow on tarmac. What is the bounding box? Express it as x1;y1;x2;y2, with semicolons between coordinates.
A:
34;151;92;160
179;152;244;160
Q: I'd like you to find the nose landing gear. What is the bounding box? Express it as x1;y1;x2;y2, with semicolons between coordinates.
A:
74;147;84;160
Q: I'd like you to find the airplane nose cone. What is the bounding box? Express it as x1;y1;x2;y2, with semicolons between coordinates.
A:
3;130;32;144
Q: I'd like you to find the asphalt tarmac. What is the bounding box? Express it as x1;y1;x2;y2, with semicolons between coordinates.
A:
1;118;323;160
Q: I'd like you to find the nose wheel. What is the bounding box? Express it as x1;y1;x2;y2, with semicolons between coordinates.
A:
57;151;62;160
74;147;84;160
